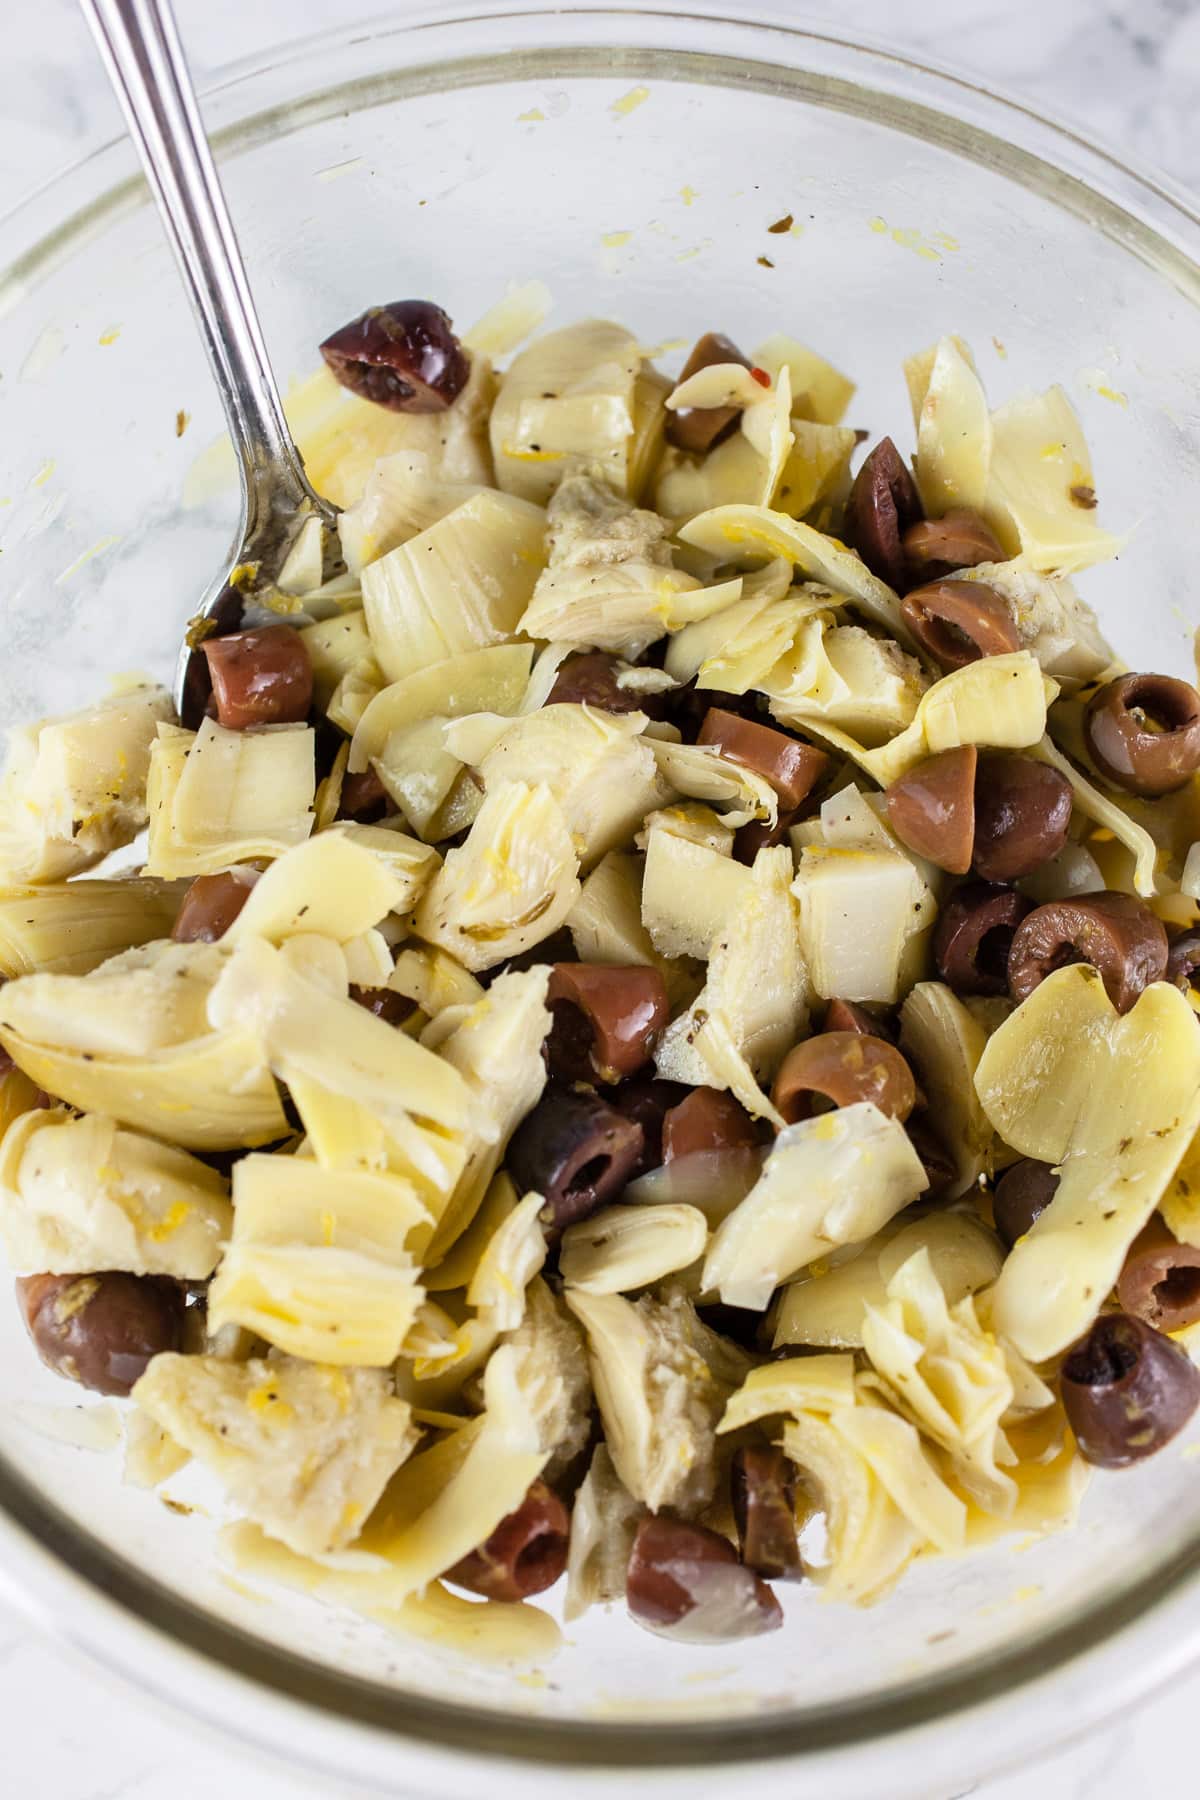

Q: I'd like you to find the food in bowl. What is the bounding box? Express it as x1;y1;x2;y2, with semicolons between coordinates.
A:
1;286;1199;1654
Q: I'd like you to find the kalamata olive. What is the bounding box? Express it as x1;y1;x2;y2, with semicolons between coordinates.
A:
1061;1311;1200;1468
1167;927;1200;997
992;1158;1060;1249
900;579;1020;670
886;746;977;874
626;1515;782;1642
906;1111;957;1198
1117;1215;1200;1333
731;1444;802;1580
349;985;415;1027
697;709;830;810
732;806;804;865
667;681;764;744
771;1031;917;1126
971;752;1074;882
822;998;896;1041
1007;891;1168;1013
842;437;923;592
319;300;470;412
337;765;393;823
665;331;753;455
545;964;670;1084
171;869;257;943
900;509;1005;584
933;881;1031;997
545;651;653;716
507;1084;645;1232
609;1077;689;1175
1084;672;1200;797
16;1273;184;1397
443;1478;569;1601
201;623;313;730
661;1087;759;1161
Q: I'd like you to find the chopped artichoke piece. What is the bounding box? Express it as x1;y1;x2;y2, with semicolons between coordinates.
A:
225;830;432;947
146;718;315;878
489;319;642;502
0;686;173;885
134;1354;419;1556
774;421;858;520
984;384;1125;573
752;334;856;425
361;491;545;685
466;1189;547;1331
388;942;483;1022
505;1274;593;1482
764;617;928;748
649;738;777;829
655;366;794;518
564;1443;641;1623
664;558;797;688
566;1288;748;1515
0;1108;232;1279
565;849;697;1012
774;1212;1004;1350
349;644;534;774
338;452;488;574
899;982;993;1196
207;1154;427;1366
832;1399;966;1555
0;940;287;1150
859;652;1056;788
780;1411;922;1605
412;780;580;973
977;966;1200;1360
678;505;913;648
793;841;934;1005
907;336;991;516
640;826;752;961
560;1202;708;1295
718;1353;858;1431
954;560;1115;691
703;1103;929;1310
0;878;180;978
654;845;807;1118
300;610;372;709
326;659;382;737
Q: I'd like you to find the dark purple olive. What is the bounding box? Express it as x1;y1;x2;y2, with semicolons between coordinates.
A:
886;746;977;875
349;986;415;1027
506;1084;645;1232
900;579;1020;670
771;1032;917;1127
545;964;669;1085
443;1479;569;1600
992;1159;1060;1248
731;1445;802;1580
1118;1216;1200;1333
1167;927;1200;997
626;1515;782;1642
545;651;657;716
171;870;255;943
971;753;1074;882
337;765;393;823
608;1077;689;1175
732;805;805;865
697;709;830;811
900;509;1004;584
665;331;753;455
1007;891;1168;1014
933;882;1032;997
842;437;923;591
319;300;469;412
202;624;313;730
1084;673;1200;798
16;1273;185;1397
1061;1311;1200;1468
661;1087;759;1161
822;998;896;1041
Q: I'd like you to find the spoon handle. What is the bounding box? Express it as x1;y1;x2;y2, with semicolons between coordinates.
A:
80;0;326;528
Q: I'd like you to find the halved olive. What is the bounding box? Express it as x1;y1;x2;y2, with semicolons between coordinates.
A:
1006;892;1168;1013
1061;1311;1200;1468
1084;673;1200;797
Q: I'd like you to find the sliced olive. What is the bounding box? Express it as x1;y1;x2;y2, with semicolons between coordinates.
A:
545;651;660;716
842;437;923;591
319;300;469;412
900;509;1004;583
1117;1216;1200;1333
443;1479;569;1601
1007;892;1168;1013
971;752;1074;882
665;331;752;455
732;805;804;866
1061;1311;1200;1468
900;579;1020;670
992;1159;1059;1248
201;623;313;730
16;1273;185;1397
731;1444;802;1580
506;1084;645;1232
171;870;256;943
886;745;977;874
933;882;1031;997
661;1087;759;1161
545;964;669;1085
697;708;829;810
771;1031;916;1126
1084;673;1200;797
626;1515;782;1642
609;1077;689;1176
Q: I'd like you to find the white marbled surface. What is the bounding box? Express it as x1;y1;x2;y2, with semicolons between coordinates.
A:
2;2;1200;1796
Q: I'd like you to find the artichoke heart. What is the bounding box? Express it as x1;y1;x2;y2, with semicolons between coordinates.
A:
488;319;642;503
146;717;315;878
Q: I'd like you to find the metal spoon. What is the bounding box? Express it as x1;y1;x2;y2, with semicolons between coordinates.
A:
80;0;338;723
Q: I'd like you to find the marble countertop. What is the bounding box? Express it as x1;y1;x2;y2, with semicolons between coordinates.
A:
3;2;1200;1796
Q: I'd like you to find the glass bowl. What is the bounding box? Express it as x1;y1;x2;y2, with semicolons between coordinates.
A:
2;6;1200;1794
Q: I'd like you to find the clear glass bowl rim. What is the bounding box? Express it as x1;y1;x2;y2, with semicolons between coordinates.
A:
2;2;1200;1775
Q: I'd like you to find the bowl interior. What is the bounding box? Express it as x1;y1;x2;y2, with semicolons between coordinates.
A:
1;9;1200;1786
